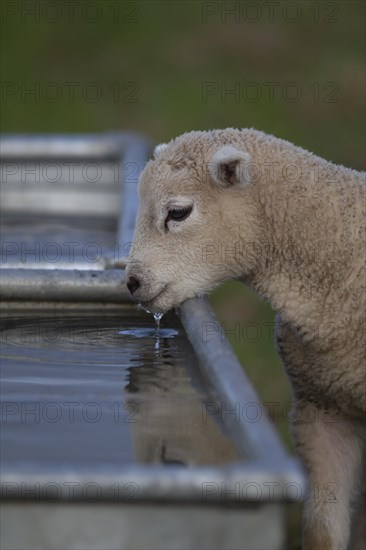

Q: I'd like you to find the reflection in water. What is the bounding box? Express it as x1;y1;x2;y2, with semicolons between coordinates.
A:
1;309;240;468
123;313;240;466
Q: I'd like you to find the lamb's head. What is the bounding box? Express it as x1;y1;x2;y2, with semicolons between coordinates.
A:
125;130;261;313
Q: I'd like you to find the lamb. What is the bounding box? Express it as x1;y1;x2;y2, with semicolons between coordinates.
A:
125;128;366;549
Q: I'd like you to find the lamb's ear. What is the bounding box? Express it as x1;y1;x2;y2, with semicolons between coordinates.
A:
208;145;251;187
153;143;168;159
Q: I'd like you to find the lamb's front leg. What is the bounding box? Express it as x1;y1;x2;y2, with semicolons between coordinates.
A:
292;401;364;550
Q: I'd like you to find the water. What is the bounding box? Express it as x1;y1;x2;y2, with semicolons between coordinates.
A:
137;304;164;329
153;312;164;330
1;308;240;468
136;306;165;351
153;313;164;350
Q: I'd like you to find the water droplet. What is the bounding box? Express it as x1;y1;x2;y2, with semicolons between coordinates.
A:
135;305;166;351
153;312;164;331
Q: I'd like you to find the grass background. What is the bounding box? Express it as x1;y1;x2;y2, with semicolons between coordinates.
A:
2;1;365;547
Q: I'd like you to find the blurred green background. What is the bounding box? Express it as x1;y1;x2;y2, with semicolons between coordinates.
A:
1;1;365;547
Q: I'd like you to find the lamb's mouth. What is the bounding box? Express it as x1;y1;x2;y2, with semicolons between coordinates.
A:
138;284;170;313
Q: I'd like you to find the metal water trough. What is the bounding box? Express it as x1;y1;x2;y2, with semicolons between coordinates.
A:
0;133;305;550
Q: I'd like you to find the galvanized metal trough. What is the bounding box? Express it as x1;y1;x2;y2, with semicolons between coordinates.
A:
0;133;305;550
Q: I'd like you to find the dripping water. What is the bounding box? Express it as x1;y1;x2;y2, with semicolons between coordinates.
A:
153;312;164;331
137;304;165;352
153;312;164;352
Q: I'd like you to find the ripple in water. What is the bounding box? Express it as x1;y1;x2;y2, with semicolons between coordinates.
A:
1;314;179;366
118;328;178;338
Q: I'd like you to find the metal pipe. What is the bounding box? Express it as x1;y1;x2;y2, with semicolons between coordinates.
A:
0;133;139;159
1;461;305;503
0;269;130;302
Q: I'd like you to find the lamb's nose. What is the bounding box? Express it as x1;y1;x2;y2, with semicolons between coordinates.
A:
127;276;140;295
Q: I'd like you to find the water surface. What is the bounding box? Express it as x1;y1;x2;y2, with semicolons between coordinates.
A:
1;308;240;468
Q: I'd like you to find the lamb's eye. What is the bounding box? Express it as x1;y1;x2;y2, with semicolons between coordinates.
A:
165;206;193;229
